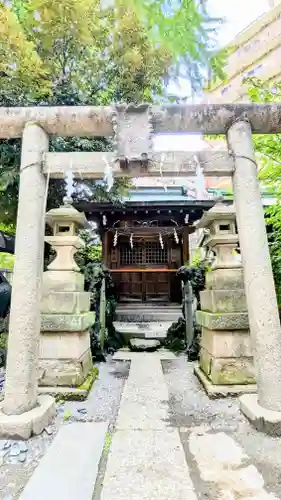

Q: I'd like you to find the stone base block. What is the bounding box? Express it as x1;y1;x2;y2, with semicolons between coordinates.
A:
194;364;257;398
206;268;244;290
39;348;93;387
197;310;249;330
199;347;255;385
43;270;84;292
39;367;98;401
0;395;55;440
39;386;88;401
41;311;95;332
41;291;90;314
200;289;247;313
240;394;281;436
200;328;252;358
40;330;90;360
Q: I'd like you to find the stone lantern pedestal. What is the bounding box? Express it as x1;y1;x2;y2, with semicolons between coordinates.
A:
39;198;95;399
195;202;257;397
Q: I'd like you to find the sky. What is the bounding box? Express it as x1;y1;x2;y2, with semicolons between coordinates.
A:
154;0;270;152
207;0;269;47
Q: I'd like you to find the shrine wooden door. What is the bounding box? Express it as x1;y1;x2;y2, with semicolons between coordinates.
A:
117;240;171;302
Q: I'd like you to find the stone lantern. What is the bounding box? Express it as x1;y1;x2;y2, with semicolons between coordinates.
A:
39;198;95;397
195;202;256;397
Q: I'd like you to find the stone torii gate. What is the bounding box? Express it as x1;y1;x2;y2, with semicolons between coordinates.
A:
1;103;281;437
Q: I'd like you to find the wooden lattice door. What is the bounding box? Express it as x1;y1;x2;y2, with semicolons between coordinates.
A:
118;240;170;302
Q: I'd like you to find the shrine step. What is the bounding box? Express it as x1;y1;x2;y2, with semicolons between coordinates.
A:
115;307;181;323
114;321;172;340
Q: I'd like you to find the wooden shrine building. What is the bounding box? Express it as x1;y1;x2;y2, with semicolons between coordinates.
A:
78;186;224;304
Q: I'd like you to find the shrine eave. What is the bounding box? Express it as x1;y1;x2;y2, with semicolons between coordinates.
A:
76;199;229;215
75;199;234;232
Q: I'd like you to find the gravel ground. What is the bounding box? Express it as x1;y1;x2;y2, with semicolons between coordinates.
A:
0;357;129;500
162;356;281;499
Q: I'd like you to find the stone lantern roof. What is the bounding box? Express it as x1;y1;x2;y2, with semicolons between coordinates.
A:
45;197;87;231
196;201;236;229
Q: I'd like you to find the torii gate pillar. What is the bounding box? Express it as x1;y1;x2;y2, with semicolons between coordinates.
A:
0;123;55;439
228;120;281;434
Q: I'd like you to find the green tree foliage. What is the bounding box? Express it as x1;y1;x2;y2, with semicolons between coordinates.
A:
131;0;226;91
0;0;224;225
75;230;102;272
246;78;281;306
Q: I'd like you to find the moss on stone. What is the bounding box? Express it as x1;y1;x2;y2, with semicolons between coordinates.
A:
54;367;99;402
77;366;99;391
210;363;255;386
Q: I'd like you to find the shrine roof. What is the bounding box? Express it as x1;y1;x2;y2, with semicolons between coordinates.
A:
121;186;198;203
77;186;223;214
76;185;275;215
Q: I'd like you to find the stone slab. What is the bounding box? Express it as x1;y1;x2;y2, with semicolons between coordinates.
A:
40;330;90;359
39;386;88;401
194;363;257;398
197;310;249;330
43;270;85;292
115;305;181;323
200;328;252;358
199;347;255;385
116;355;169;430
188;428;276;499
114;321;169;339
240;394;281;436
39;349;93;387
41;312;95;332
200;289;247;313
41;291;90;314
129;338;161;352
19;422;108;500
0;396;55;440
100;429;198;500
206;268;244;290
112;349;176;361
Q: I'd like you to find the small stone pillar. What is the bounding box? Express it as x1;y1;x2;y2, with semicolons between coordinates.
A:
227;120;281;435
195;202;256;397
39;198;95;397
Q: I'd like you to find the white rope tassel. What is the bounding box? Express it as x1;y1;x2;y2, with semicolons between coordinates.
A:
130;233;133;249
103;155;114;192
159;153;167;192
113;230;118;247
102;215;107;226
194;154;208;200
159;232;164;249
174;228;179;244
65;160;74;199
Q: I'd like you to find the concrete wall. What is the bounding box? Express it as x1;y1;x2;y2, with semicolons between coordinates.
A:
206;4;281;103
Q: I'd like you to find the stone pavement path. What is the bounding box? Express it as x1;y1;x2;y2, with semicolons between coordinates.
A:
2;352;281;499
101;351;197;499
98;351;281;500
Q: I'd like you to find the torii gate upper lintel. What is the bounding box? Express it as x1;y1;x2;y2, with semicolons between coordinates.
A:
0;102;281;138
1;103;281;437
